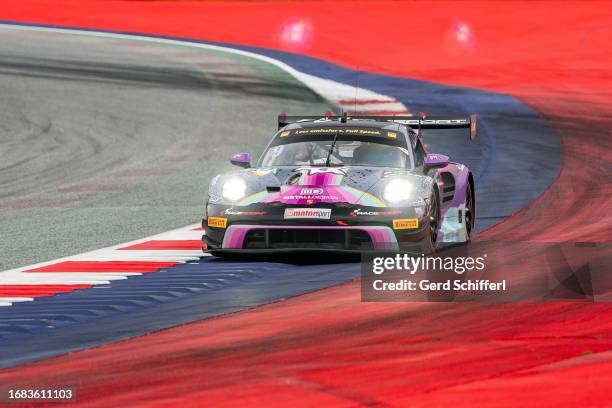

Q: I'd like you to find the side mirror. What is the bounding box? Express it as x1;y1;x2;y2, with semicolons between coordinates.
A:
424;153;449;168
230;152;250;168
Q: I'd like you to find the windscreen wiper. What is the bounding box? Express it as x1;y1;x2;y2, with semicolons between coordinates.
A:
325;130;340;167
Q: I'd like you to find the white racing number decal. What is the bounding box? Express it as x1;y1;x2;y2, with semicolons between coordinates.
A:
284;208;332;219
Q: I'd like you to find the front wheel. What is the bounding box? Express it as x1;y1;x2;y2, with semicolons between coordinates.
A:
423;192;440;254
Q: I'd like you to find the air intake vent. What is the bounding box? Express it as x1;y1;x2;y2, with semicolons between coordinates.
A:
440;172;455;203
243;228;373;250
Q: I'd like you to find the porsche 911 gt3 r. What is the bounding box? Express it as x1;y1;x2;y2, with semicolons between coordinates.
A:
203;113;476;255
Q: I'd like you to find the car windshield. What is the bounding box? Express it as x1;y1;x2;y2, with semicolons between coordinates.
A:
260;140;410;168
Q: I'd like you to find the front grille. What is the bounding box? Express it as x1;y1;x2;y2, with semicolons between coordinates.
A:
243;228;373;250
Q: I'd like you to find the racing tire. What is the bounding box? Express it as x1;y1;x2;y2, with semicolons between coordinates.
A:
423;191;440;254
464;183;475;241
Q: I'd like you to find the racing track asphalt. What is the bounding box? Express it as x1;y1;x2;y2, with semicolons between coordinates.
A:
0;24;562;368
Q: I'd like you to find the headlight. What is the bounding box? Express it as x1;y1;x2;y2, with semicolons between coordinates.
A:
222;177;247;202
383;178;414;204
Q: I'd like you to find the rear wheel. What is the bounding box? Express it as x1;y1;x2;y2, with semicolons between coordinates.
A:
464;183;475;241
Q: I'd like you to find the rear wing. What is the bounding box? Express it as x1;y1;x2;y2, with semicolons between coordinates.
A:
278;113;477;141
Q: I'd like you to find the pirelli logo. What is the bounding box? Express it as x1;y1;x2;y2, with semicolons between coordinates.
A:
207;216;228;228
392;218;419;230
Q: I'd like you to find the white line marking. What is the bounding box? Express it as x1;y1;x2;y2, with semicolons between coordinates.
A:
0;297;34;303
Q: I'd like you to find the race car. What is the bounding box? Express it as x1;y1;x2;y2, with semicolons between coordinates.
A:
203;112;476;255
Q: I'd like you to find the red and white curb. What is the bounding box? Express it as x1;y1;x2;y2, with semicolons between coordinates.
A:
0;224;204;306
0;24;410;307
296;72;410;115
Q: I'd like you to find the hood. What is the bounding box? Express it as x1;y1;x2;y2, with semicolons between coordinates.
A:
231;166;395;207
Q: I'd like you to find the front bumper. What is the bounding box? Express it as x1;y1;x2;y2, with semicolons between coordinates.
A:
222;224;399;250
203;203;430;252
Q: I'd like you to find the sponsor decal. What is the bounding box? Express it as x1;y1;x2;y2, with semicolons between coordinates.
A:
284;208;331;219
350;208;402;217
282;193;339;201
207;216;228;228
282;187;338;202
294;166;348;175
392;218;419;229
292;128;382;136
300;188;323;195
221;208;266;216
280;131;291;137
387;131;397;139
391;119;469;126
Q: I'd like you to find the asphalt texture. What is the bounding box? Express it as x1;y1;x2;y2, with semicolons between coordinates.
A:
0;27;331;270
